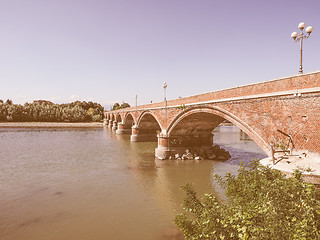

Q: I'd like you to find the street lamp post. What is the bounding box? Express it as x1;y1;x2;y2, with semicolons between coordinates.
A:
163;82;168;129
291;22;313;74
163;82;167;106
163;82;169;158
135;94;138;125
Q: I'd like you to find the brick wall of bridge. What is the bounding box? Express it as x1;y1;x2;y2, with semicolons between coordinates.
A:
105;71;320;155
108;71;320;111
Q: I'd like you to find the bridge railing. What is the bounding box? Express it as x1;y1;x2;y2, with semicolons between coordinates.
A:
106;71;320;114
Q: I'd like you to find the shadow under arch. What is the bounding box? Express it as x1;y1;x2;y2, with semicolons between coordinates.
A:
115;113;122;123
117;112;135;134
136;111;162;128
123;112;135;125
167;105;270;156
133;111;162;142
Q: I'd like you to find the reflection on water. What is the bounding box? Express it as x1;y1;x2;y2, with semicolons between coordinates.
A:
0;125;266;240
213;125;267;165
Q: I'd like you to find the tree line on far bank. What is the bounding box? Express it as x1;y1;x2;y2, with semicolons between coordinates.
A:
0;99;104;122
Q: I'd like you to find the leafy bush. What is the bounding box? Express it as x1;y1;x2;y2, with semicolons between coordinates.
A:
174;160;320;240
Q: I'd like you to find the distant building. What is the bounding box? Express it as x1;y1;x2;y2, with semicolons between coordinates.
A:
33;100;54;105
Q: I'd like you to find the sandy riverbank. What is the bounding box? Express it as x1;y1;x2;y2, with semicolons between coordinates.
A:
0;122;104;128
260;152;320;185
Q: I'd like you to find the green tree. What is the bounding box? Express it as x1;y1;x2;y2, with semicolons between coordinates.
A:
92;114;102;122
112;103;120;110
0;100;104;123
120;102;130;109
6;104;15;121
5;99;13;105
0;102;6;121
112;102;130;110
174;160;320;240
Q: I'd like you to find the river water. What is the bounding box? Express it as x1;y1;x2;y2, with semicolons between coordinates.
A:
0;125;266;240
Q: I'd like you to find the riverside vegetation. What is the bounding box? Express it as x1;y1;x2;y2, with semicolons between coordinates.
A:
174;160;320;240
0;99;103;122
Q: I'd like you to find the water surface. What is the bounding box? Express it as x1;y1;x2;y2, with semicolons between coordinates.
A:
0;125;266;240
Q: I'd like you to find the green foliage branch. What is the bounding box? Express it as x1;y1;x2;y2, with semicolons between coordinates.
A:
177;104;187;110
174;160;320;240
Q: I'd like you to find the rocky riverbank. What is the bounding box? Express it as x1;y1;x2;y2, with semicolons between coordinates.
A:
168;145;231;161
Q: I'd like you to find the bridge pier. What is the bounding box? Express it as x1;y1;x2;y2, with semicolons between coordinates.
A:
112;121;118;131
108;120;113;128
130;125;158;142
171;134;214;148
103;118;108;126
155;133;214;159
155;134;171;159
116;123;132;134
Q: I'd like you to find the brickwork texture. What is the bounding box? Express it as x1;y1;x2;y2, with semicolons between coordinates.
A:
105;71;320;156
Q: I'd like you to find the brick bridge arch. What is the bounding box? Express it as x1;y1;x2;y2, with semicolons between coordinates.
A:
130;111;162;142
104;71;320;159
110;113;122;131
123;112;134;125
166;106;269;154
115;112;135;134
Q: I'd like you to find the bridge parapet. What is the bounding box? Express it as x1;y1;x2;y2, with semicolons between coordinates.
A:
105;71;320;113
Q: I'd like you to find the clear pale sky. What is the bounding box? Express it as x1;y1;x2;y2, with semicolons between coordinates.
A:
1;0;319;109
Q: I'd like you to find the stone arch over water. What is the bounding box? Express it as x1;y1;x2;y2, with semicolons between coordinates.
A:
116;113;122;123
132;111;162;142
116;113;135;135
124;113;135;125
167;106;269;155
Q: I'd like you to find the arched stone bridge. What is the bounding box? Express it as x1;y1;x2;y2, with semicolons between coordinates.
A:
104;71;320;159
